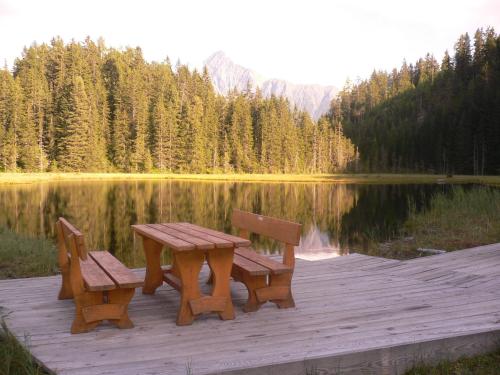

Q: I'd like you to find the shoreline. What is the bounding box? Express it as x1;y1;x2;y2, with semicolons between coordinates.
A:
0;172;499;186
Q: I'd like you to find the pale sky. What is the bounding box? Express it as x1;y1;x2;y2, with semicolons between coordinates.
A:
1;0;499;88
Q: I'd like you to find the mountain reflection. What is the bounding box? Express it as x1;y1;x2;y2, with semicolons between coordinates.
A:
296;225;347;260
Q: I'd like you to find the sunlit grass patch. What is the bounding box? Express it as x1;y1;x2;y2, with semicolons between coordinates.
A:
1;172;500;186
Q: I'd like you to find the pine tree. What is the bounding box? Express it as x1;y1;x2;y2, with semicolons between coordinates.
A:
57;76;90;170
188;95;206;172
229;94;255;172
0;67;21;171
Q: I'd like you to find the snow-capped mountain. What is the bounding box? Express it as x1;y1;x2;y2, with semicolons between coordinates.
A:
204;51;337;120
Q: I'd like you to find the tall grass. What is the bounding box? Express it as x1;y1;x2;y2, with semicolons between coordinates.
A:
405;348;500;375
0;321;47;375
404;186;500;251
0;229;57;279
353;186;500;259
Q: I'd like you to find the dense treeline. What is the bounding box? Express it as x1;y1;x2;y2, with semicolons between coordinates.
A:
328;27;500;174
0;37;356;173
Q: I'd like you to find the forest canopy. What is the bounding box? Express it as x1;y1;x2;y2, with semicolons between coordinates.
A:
2;28;498;175
0;37;356;173
328;27;500;175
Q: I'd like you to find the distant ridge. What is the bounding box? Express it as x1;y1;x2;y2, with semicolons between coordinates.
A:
204;51;337;120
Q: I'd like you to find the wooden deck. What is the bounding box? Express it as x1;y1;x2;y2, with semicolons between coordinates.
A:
1;244;500;375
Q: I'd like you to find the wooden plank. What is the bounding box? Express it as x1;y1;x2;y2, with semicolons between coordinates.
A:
48;329;500;375
231;209;302;245
236;247;292;274
131;224;194;251
82;304;125;323
149;224;215;249
25;307;500;372
13;285;500;346
163;223;234;249
255;286;290;302
89;251;143;289
2;243;500;375
178;222;251;247
80;257;116;291
162;270;181;291
189;296;227;315
58;217;83;238
57;217;87;259
233;254;270;276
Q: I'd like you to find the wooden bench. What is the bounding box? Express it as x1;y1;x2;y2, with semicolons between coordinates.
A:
56;218;143;334
230;210;301;312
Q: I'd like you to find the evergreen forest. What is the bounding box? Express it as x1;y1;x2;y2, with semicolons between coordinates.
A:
1;28;499;175
328;27;500;175
0;37;355;173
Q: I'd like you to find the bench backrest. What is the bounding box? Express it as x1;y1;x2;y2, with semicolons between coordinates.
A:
56;217;87;261
231;209;302;246
55;217;90;297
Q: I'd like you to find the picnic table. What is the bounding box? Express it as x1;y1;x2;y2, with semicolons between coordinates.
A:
131;223;251;325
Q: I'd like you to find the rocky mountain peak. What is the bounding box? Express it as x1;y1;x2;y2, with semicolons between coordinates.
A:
204;52;337;120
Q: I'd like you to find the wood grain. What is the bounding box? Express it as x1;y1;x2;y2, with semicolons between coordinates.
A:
235;248;292;274
231;209;302;245
178;222;251;247
89;251;143;289
2;243;500;374
164;223;234;248
132;224;194;251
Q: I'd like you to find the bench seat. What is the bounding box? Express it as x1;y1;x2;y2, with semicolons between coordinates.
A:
89;251;143;289
80;257;116;292
234;248;292;276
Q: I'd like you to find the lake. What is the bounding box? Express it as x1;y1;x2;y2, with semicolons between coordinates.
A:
0;180;456;267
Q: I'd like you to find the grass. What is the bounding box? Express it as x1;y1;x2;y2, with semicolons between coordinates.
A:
405;348;500;375
0;172;500;186
0;228;58;279
0;230;56;374
357;186;500;259
0;321;48;375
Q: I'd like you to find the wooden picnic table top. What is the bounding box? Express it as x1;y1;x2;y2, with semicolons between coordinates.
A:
131;222;251;252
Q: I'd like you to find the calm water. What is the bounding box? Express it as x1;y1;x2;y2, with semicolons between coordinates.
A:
0;180;456;267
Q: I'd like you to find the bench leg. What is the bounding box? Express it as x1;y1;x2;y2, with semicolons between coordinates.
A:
174;250;205;326
108;288;135;329
269;273;295;309
71;292;103;334
239;273;267;313
206;247;235;320
58;265;73;300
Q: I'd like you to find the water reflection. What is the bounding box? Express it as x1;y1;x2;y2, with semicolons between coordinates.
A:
296;226;346;261
0;180;451;267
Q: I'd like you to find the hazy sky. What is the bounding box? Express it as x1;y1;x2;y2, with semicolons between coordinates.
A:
1;0;499;87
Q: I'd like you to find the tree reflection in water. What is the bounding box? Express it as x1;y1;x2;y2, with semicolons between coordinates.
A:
0;180;450;267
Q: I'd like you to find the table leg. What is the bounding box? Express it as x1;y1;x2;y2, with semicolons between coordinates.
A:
206;247;235;320
142;237;164;294
174;250;205;325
